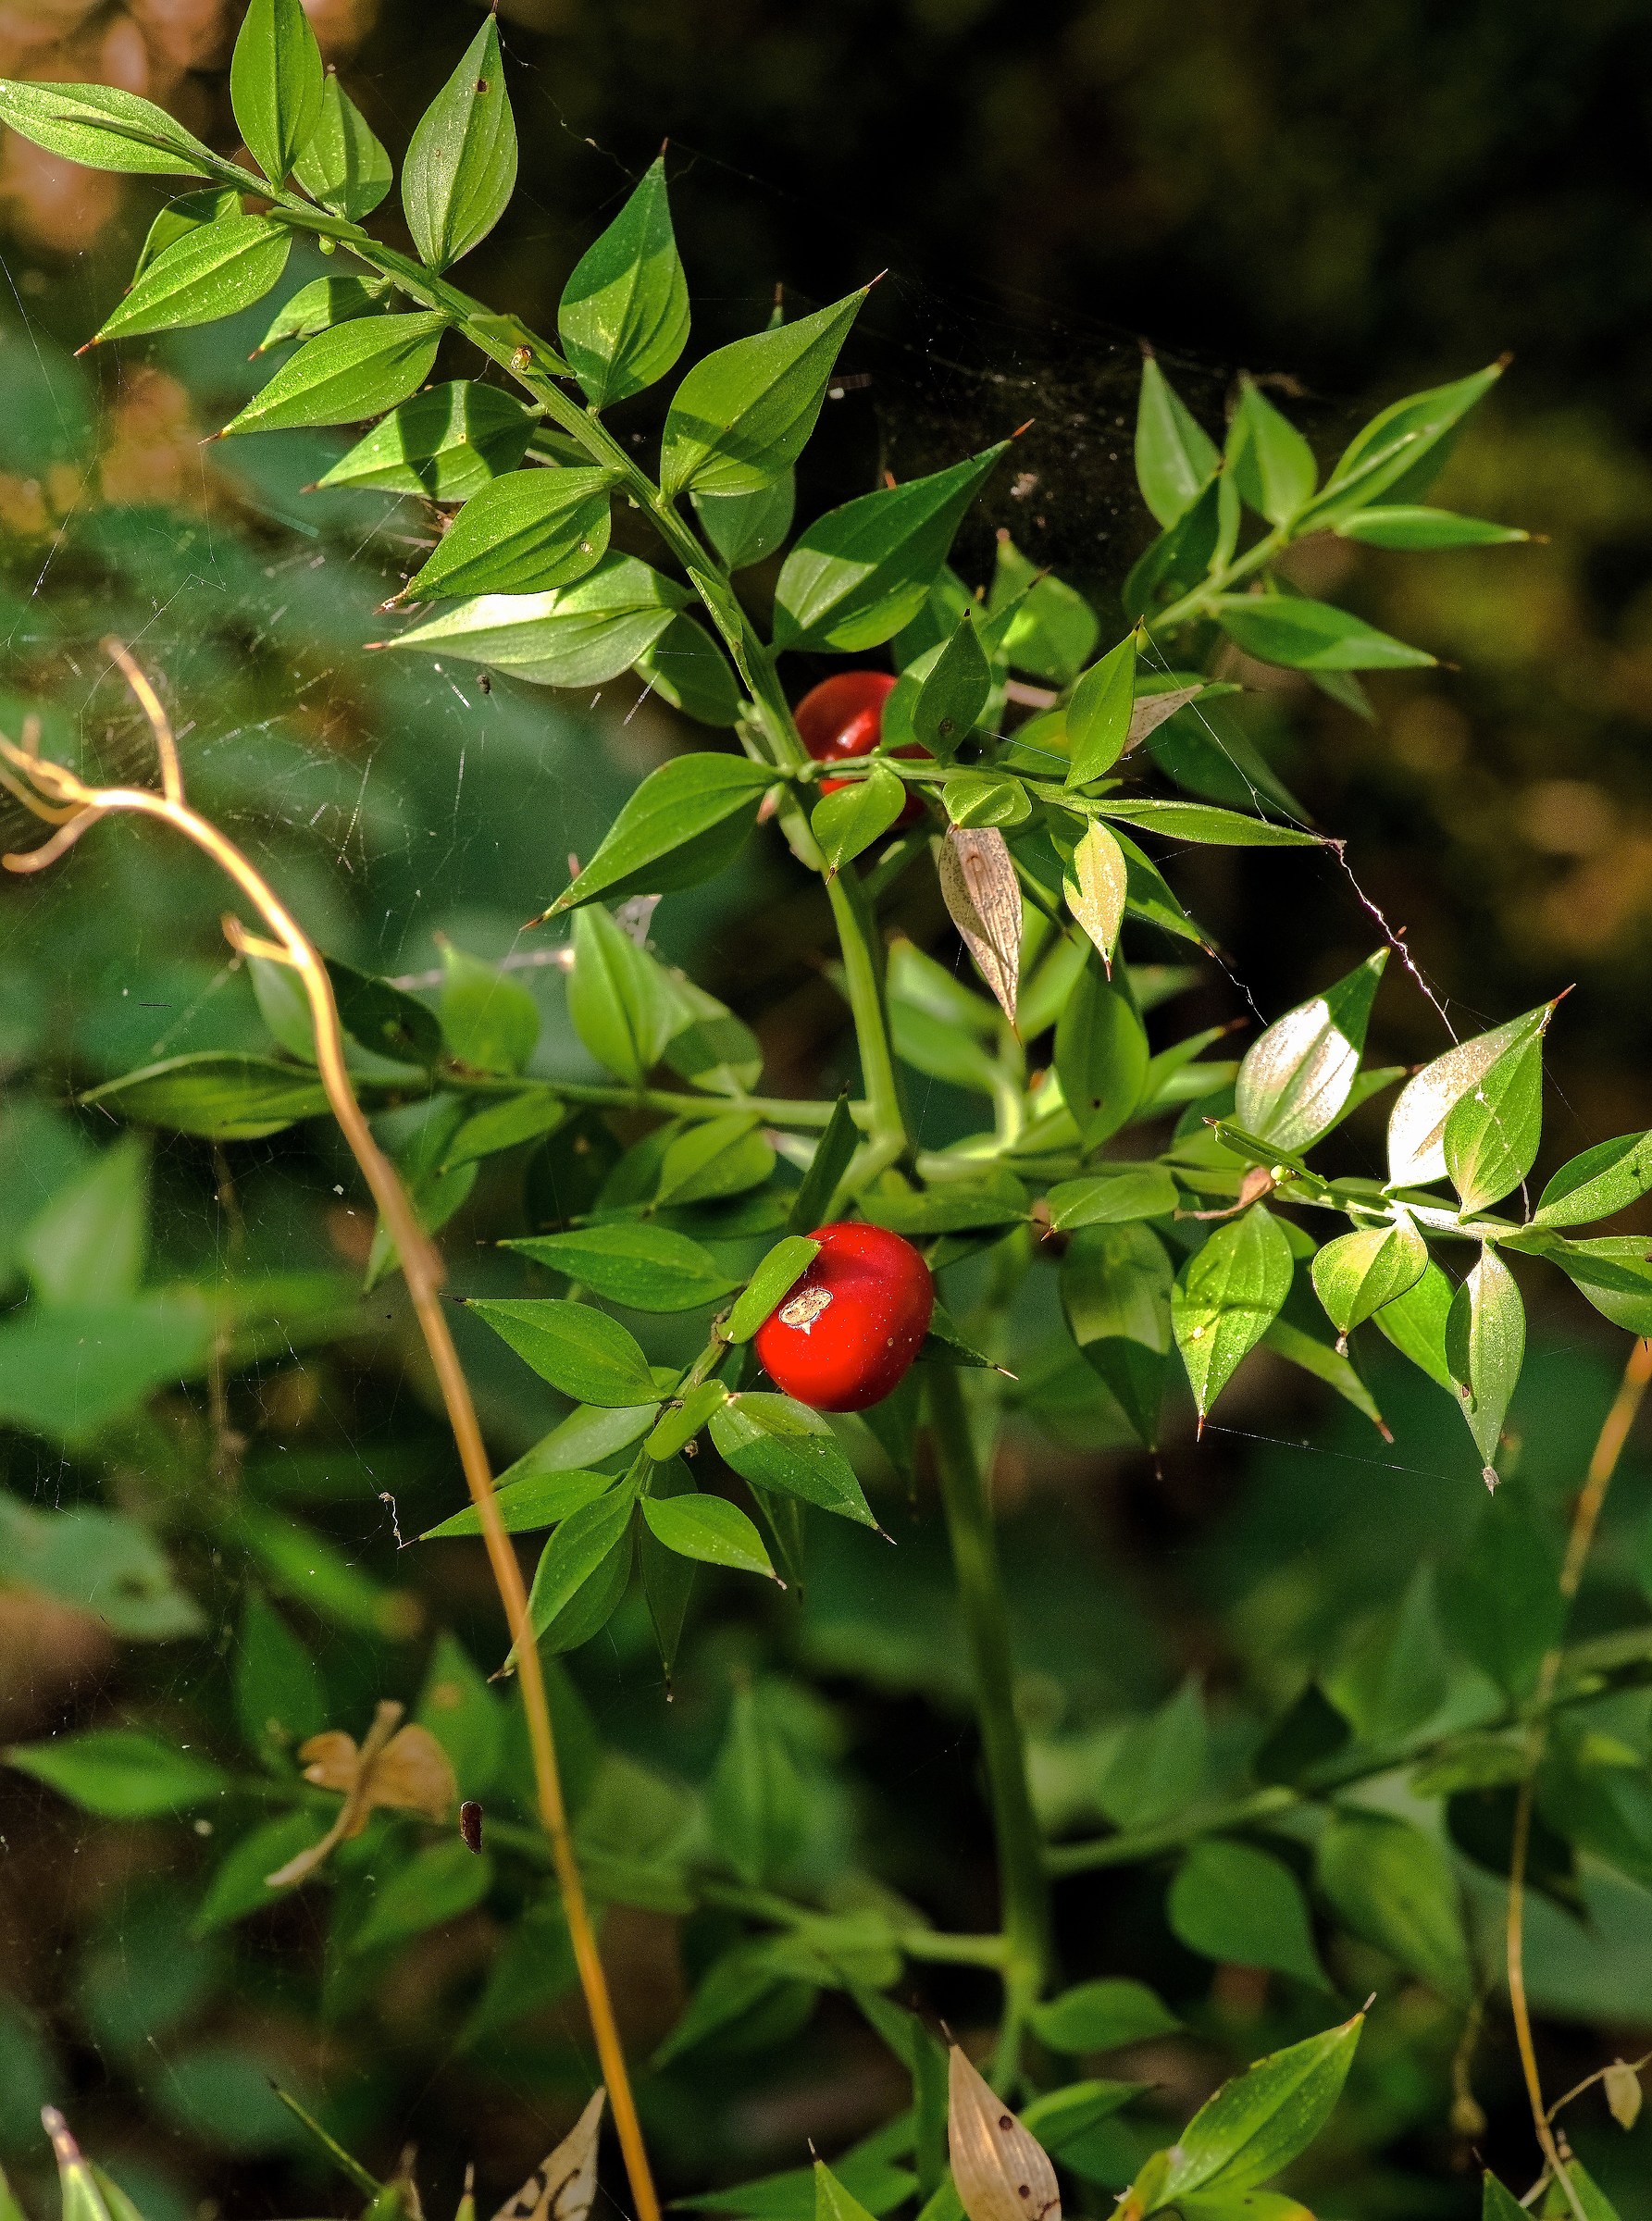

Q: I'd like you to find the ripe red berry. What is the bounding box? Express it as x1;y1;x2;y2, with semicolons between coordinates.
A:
753;1221;935;1412
792;670;927;828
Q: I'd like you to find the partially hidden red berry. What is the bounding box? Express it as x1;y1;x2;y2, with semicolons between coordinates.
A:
752;1221;935;1412
793;670;927;829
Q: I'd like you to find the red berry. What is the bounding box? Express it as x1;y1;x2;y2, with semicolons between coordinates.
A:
752;1222;935;1412
793;670;927;829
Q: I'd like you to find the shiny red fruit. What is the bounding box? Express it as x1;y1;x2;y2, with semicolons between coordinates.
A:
793;670;927;829
753;1222;935;1412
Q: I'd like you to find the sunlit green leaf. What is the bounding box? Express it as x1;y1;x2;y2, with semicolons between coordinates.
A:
402;17;517;271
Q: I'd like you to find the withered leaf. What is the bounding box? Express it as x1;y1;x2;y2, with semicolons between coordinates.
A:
938;825;1022;1027
491;2089;606;2221
947;2045;1060;2221
1125;682;1204;752
266;1700;458;1889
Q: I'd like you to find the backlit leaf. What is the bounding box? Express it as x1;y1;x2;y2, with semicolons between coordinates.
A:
402;17;517;271
661;291;866;498
318;382;534;501
292;72;391;219
1446;1244;1524;1482
391;552;689;693
401;467;615;600
230;0;323;187
1172;1207;1295;1422
1145;2017;1361;2208
1443;1026;1546;1212
1235;952;1386;1153
1065;634;1137;788
97;215;291;342
0;80;219;178
223;313;448;435
547;750;772;913
1386;1006;1549;1188
559;155;689;407
1135;356;1219;527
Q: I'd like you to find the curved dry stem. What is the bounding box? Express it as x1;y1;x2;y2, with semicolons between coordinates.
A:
0;674;662;2221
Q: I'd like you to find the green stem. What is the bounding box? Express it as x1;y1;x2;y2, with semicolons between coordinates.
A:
925;1363;1050;2077
1145;521;1288;638
443;1071;859;1128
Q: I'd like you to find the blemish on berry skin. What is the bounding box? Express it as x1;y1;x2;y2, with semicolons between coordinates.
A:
779;1285;833;1332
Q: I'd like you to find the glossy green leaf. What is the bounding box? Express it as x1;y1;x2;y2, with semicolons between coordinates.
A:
292;72;391;218
230;0;323;187
1212;593;1435;672
991;533;1101;680
1054;957;1149;1148
1135;355;1220;527
1386;1005;1549;1187
1100;799;1322;847
509;1222;738;1312
710;1393;876;1526
635;614;744;726
660;290;866;498
645;1379;730;1461
774;446;1006;651
908;614;989;762
1173;1207;1295;1422
439;940;539;1073
1046;1165;1179;1230
642;1490;776;1579
1504;1231;1652;1335
133;185;242;276
559;156;690;407
1444;1028;1546;1212
318;382;534;500
391;552;689;691
1317;1810;1471;2002
470;1297;658;1406
1335;506;1527;549
256;273;387;354
1029;1979;1182;2053
421;1468;615;1542
862;1171;1027;1235
788;1096;859;1235
1146;2017;1362;2208
503;1391;664;1475
1065;633;1137;788
1122;473;1232;623
525;1488;636;1643
1235;951;1386;1152
691;474;796;571
97;215;291;342
0;79;219;177
1308;362;1505;522
442;1091;566;1170
942;771;1028;828
1062;1222;1174;1446
1168;1838;1331;1990
1373;1258;1457;1395
812;764;908;873
80;1053;329;1138
6;1729;227;1818
658;1114;776;1206
352;1838;493;1954
565;902;677;1083
548;751;773;913
1446;1244;1524;1480
403;17;517;270
402;466;614;600
1534;1131;1652;1227
659;974;764;1098
1225;378;1317;525
1310;1215;1427;1338
726;1236;822;1344
223;313;448;436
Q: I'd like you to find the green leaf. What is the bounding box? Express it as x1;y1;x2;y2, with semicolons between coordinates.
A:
1146;2017;1362;2208
657;1114;776;1205
526;1488;636;1645
256;273;387;354
788;1096;859;1235
442;1092;567;1170
710;1392;877;1526
813;764;908;872
292;72;391;219
911;614;992;759
565;901;678;1082
1122;474;1230;623
660;290;866;498
1446;1245;1524;1481
773;446;1006;652
1095;1678;1208;1828
1316;1810;1471;2003
6;1729;228;1818
708;1685;812;1888
691;474;796;571
1445;1488;1564;1700
389;552;689;691
1062;821;1130;970
1028;1979;1181;2053
317;382;534;500
1135;356;1220;527
133;185;242;276
1173;1207;1295;1423
194;1812;328;1930
659;974;763;1098
635;614;744;726
1386;1005;1550;1187
402;17;517;270
1335;506;1527;550
439;940;540;1073
1484;2178;1528;2221
1444;1028;1546;1211
559;156;690;407
1054;957;1149;1148
97;215;291;343
1168;1838;1331;1990
1507;1231;1652;1334
1211;593;1435;672
230;0;323;187
942;771;1028;829
352;1839;493;1954
507;1223;738;1312
1310;1215;1427;1338
421;1467;615;1541
1534;1131;1652;1228
642;1490;776;1579
645;1378;730;1460
401;467;615;600
20;1135;146;1307
0;1491;202;1641
81;1052;329;1138
547;751;773;913
1308;363;1505;522
1099;800;1322;848
1225;378;1317;525
1324;1567;1451;1743
328;957;444;1067
0;79;219;177
1046;1165;1180;1230
470;1297;658;1406
814;2164;878;2221
862;1173;1027;1235
726;1236;822;1344
1235;951;1387;1152
1373;1258;1458;1395
1065;634;1137;788
234;1593;325;1756
991;533;1101;681
1539;2166;1623;2221
1062;1221;1174;1446
223;312;448;435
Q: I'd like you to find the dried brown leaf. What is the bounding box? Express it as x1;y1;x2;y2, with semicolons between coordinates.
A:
492;2090;606;2221
938;825;1022;1027
267;1702;457;1889
947;2045;1060;2221
1125;683;1204;751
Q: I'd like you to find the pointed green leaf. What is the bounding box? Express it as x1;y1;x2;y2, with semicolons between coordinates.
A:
1065;633;1137;788
1168;1838;1331;1990
559;156;689;407
526;1488;636;1644
1225;378;1317;525
469;1297;658;1406
403;18;517;270
97;214;290;342
1172;1206;1295;1422
1317;1810;1471;2003
1235;951;1386;1152
1446;1244;1524;1481
6;1729;228;1817
1306;363;1506;523
439;940;539;1072
788;1095;859;1235
634;614;744;726
1148;2017;1362;2206
1055;956;1149;1148
565;902;677;1083
726;1236;822;1344
1310;1215;1428;1338
1386;1006;1549;1187
318;381;534;500
421;1468;615;1541
912;613;992;758
256;272;388;353
547;750;773;912
80;1052;330;1138
1335;506;1527;550
507;1222;738;1312
390;551;689;691
812;763;908;872
404;466;615;601
1444;1027;1546;1212
0;79;218;177
1099;800;1322;847
1212;593;1435;672
292;71;391;218
710;1392;876;1526
230;0;323;186
1029;1979;1181;2053
1062;820;1130;969
223;312;448;435
691;474;797;571
642;1489;775;1580
1135;356;1220;527
1534;1131;1652;1228
661;290;866;498
1373;1257;1457;1395
1062;1221;1174;1446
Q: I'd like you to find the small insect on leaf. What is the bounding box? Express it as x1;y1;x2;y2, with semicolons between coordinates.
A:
491;2088;606;2221
265;1699;457;1887
948;2044;1061;2221
938;825;1022;1026
459;1798;484;1854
